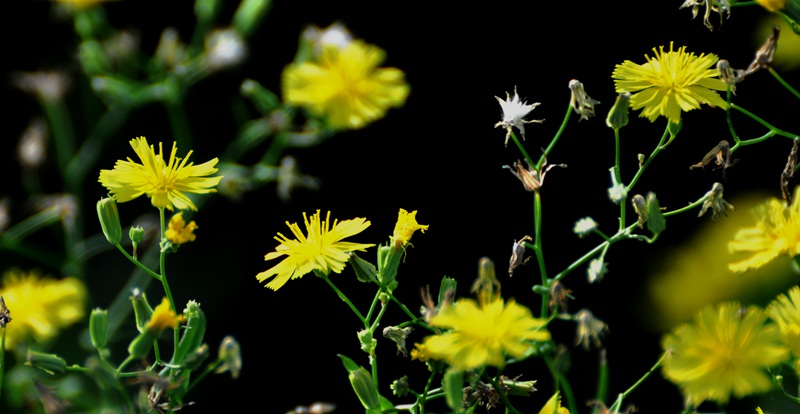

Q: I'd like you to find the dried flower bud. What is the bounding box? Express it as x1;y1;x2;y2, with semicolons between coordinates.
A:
509;235;532;276
746;25;780;75
574;309;609;350
0;296;11;328
472;257;500;305
383;326;414;356
717;59;746;93
215;336;242;379
631;194;648;229
569;79;600;120
698;182;735;220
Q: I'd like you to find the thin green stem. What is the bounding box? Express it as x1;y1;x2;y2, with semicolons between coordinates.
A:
768;67;800;101
157;208;180;363
625;127;670;194
369;300;389;333
725;88;742;144
114;244;162;281
532;191;549;318
321;274;366;323
365;291;382;329
42;99;77;183
385;290;432;331
508;131;534;169
165;102;192;152
731;104;800;139
613;128;625;231
609;352;666;412
594;349;609;413
186;359;224;394
536;103;573;170
116;354;136;374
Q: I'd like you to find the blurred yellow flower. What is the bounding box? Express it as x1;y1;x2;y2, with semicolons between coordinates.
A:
99;137;222;211
390;209;428;250
661;302;788;405
729;188;800;273
0;269;86;349
612;42;728;125
146;297;182;332
54;0;109;9
165;212;198;245
756;0;786;12
422;297;549;370
767;286;800;369
282;40;410;129
256;210;374;290
538;392;570;414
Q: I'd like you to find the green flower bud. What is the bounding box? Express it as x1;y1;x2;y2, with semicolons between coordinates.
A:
349;367;380;410
215;336;242;379
390;375;410;397
377;244;402;290
438;276;457;307
173;301;206;365
504;377;538;396
645;192;666;236
233;0;271;37
443;368;464;410
89;308;109;350
357;329;377;355
348;253;378;284
129;225;144;247
240;79;279;113
96;197;122;245
78;40;110;76
130;289;154;333
606;92;630;129
26;350;67;374
182;343;210;371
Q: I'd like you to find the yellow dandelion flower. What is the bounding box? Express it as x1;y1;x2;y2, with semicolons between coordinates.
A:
729;187;800;273
146;297;182;333
165;212;198;245
612;42;728;125
282;40;410;130
256;210;374;290
99;137;222;211
661;302;789;405
0;269;86;349
390;209;428;250
767;286;800;368
421;297;550;370
538;392;570;414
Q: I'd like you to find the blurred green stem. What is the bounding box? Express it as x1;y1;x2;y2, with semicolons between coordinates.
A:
544;355;578;414
320;272;366;323
536;103;572;170
609;352;666;412
42;99;77;184
166;102;192;152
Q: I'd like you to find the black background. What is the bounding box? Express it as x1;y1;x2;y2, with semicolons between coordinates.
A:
2;1;799;413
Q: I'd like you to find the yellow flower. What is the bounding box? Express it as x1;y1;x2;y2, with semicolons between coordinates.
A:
410;343;431;362
0;269;86;349
612;42;728;125
165;212;198;245
282;40;410;130
729;187;800;273
538;392;570;414
767;286;800;367
256;210;374;290
146;297;182;333
391;209;428;250
421;297;550;370
99;137;222;211
54;0;109;9
756;0;786;12
661;302;788;405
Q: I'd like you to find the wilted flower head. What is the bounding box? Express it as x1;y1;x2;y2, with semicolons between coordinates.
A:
680;0;731;30
574;309;608;350
503;158;566;192
12;71;71;101
508;236;532;276
568;80;600;121
573;217;598;238
215;336;242;379
746;25;780;75
698;183;734;220
717;60;746;92
204;28;248;72
494;87;543;146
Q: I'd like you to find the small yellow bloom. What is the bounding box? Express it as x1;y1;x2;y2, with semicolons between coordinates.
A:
146;297;182;332
99;137;222;211
282;40;410;130
767;286;800;368
256;210;374;290
756;0;786;12
661;302;789;405
538;392;570;414
612;42;728;125
391;209;428;250
410;343;431;362
0;269;86;349
165;212;198;245
729;187;800;272
422;297;550;370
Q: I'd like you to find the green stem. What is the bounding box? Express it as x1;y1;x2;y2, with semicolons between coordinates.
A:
625;126;670;194
186;360;224;394
613;128;625;231
594;349;609;414
536;103;573;170
115;244;162;281
157;208;180;362
609;352;666;412
768;67;800;101
320;273;366;323
365;291;382;329
66;103;130;184
166;102;192;152
731;104;800;139
385;290;432;331
544;356;578;414
532;191;549;318
725;88;742;144
116;354;136;374
0;327;5;406
507;131;534;169
42;99;76;184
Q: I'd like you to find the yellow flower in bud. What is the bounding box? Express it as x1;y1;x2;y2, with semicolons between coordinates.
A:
146;297;182;333
165;212;198;245
391;209;428;250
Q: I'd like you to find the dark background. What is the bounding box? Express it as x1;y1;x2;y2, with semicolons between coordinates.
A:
2;1;799;413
